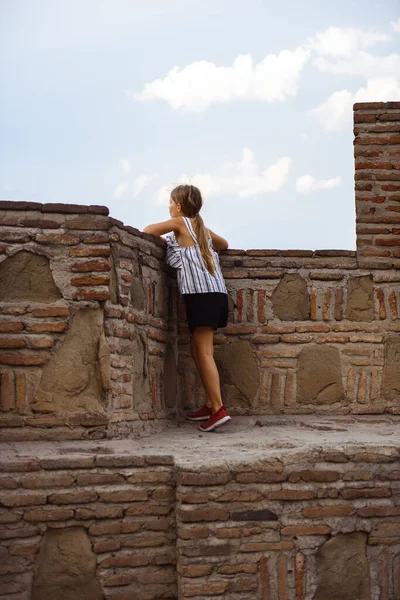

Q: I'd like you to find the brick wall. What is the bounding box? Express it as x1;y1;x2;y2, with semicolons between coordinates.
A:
354;101;400;267
0;453;176;599
0;205;178;441
1;101;400;440
1;448;400;599
176;449;400;599
179;102;400;417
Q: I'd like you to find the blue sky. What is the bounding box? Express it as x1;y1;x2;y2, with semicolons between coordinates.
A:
1;0;399;250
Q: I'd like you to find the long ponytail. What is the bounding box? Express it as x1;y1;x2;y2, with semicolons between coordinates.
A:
170;184;216;277
193;213;216;277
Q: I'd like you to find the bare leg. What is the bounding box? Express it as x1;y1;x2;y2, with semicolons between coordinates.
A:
191;327;223;414
190;336;212;409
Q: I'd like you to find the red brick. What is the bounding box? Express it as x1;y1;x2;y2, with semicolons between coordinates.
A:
0;354;47;367
24;508;74;521
218;563;258;575
224;325;257;335
341;487;391;499
0;323;23;332
73;290;110;301
182;582;228;597
70;275;110;286
66;219;109;230
1;371;15;410
71;260;110;272
49;491;98;504
93;539;121;553
89;521;141;535
69;247;110;257
358;506;400;518
0;493;46;507
180;508;229;522
241;541;294;552
27;322;67;333
260;555;270;600
179;565;213;577
236;472;286;484
30;338;53;349
303;505;353;518
288;470;339;483
20;474;74;489
180;472;230;486
75;506;124;520
178;527;209;539
103;573;135;587
127;471;173;484
9;542;38;556
100;555;149;568
76;473;124;486
41;456;95;469
35;233;80;245
98;489;148;503
268;490;315;501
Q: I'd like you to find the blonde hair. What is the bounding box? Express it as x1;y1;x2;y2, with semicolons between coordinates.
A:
170;184;216;276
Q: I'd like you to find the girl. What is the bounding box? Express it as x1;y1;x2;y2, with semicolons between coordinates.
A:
143;184;231;432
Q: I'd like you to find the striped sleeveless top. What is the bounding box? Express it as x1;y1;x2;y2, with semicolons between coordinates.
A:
165;217;227;295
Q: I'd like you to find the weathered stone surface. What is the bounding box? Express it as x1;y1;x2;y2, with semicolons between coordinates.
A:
31;527;103;600
271;274;310;321
215;340;260;407
296;345;345;405
132;331;151;410
346;275;374;322
164;343;177;409
314;532;370;600
32;308;107;413
109;253;118;304
130;277;146;311
382;336;400;402
155;275;169;319
0;251;61;303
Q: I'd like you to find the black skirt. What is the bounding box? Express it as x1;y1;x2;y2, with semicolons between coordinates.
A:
183;292;228;333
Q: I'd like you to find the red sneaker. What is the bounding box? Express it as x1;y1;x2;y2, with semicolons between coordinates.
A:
198;406;231;432
185;405;212;421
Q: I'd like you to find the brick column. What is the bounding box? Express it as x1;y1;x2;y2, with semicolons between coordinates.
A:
354;101;400;267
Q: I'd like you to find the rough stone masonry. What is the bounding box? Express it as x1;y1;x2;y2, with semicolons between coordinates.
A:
0;102;400;599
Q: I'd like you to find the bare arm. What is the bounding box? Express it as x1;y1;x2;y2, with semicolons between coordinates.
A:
143;217;182;237
208;229;229;251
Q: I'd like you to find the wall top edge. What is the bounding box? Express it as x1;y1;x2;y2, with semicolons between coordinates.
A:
0;200;109;215
353;101;400;110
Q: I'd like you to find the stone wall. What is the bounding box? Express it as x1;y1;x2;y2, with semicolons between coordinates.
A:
0;453;176;600
1;446;400;599
0;206;178;441
179;102;400;417
1;101;399;441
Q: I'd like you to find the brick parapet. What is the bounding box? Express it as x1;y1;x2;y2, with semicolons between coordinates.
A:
1;446;400;598
354;101;400;267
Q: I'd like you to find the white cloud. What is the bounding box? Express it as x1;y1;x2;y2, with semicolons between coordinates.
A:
154;149;291;205
308;26;398;79
313;51;400;79
392;17;400;33
132;174;159;198
130;47;310;112
114;182;129;199
296;174;341;194
312;77;400;132
308;26;390;58
120;159;131;173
